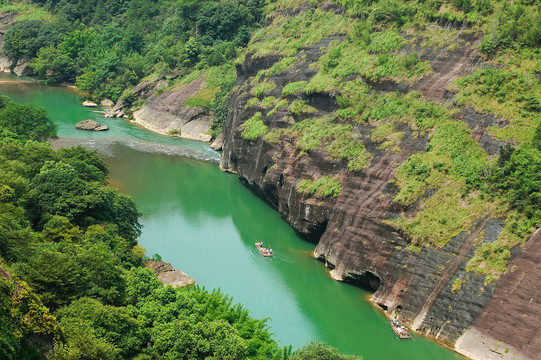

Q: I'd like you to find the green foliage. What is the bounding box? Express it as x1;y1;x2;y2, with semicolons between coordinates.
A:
387;185;484;248
0;92;285;358
3;20;64;65
0;270;58;359
57;145;109;183
2;0;262;105
0;204;35;262
491;144;541;223
261;96;277;108
289;100;317;115
30;46;75;84
533;122;541;151
305;72;339;94
266;57;297;77
251;81;276;98
282;81;307;96
241;112;268;140
0;98;57;144
297;175;342;198
210;90;232;136
196;0;264;43
368;30;405;53
454;65;540;144
123;268;280;359
451;278;463;294
248;7;353;58
25;160;141;242
185;88;218;108
291;341;363;360
479;2;541;57
56;297;144;359
265;116;372;172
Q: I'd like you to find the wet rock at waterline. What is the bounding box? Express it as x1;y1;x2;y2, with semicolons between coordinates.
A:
75;119;109;131
145;260;195;288
82;100;98;107
210;132;224;151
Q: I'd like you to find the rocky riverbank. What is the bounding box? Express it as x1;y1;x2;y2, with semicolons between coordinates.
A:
106;75;214;143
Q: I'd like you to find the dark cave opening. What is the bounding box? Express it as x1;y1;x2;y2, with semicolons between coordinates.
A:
345;270;382;292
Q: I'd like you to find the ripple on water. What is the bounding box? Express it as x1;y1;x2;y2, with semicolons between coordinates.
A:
50;136;221;164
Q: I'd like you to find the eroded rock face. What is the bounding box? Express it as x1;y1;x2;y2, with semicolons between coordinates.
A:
0;11;35;77
0;11;18;71
110;74;213;142
219;9;539;359
455;229;541;360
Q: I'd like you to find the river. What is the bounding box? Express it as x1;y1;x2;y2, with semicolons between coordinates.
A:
0;74;464;359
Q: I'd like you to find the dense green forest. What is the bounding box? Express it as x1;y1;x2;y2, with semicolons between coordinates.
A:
1;0;266;134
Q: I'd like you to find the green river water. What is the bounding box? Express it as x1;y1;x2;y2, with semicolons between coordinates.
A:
0;74;465;360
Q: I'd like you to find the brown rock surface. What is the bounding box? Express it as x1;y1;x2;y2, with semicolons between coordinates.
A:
145;260;195;288
75;119;102;130
132;74;212;142
455;229;541;360
75;119;109;131
413;33;482;100
82;100;98;107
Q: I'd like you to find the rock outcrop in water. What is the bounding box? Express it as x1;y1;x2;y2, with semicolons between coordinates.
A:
219;3;540;359
75;119;109;131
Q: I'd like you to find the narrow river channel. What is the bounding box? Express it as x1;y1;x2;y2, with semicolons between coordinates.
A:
0;74;465;359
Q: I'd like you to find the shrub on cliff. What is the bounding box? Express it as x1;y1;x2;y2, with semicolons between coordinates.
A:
297;176;342;198
241;112;268;140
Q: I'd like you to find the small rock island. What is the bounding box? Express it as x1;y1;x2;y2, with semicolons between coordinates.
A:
75;119;109;131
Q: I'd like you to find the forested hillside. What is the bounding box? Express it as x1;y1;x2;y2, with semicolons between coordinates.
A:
1;0;265;135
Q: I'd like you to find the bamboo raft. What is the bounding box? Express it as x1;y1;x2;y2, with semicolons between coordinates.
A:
255;242;274;257
390;320;411;339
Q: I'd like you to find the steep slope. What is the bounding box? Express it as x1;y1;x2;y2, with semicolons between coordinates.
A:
220;1;541;358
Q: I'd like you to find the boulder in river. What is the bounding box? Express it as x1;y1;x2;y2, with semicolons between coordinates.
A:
82;100;98;107
75;119;109;131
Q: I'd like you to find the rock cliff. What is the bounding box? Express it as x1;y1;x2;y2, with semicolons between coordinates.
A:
108;74;213;142
0;11;33;76
220;3;540;359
